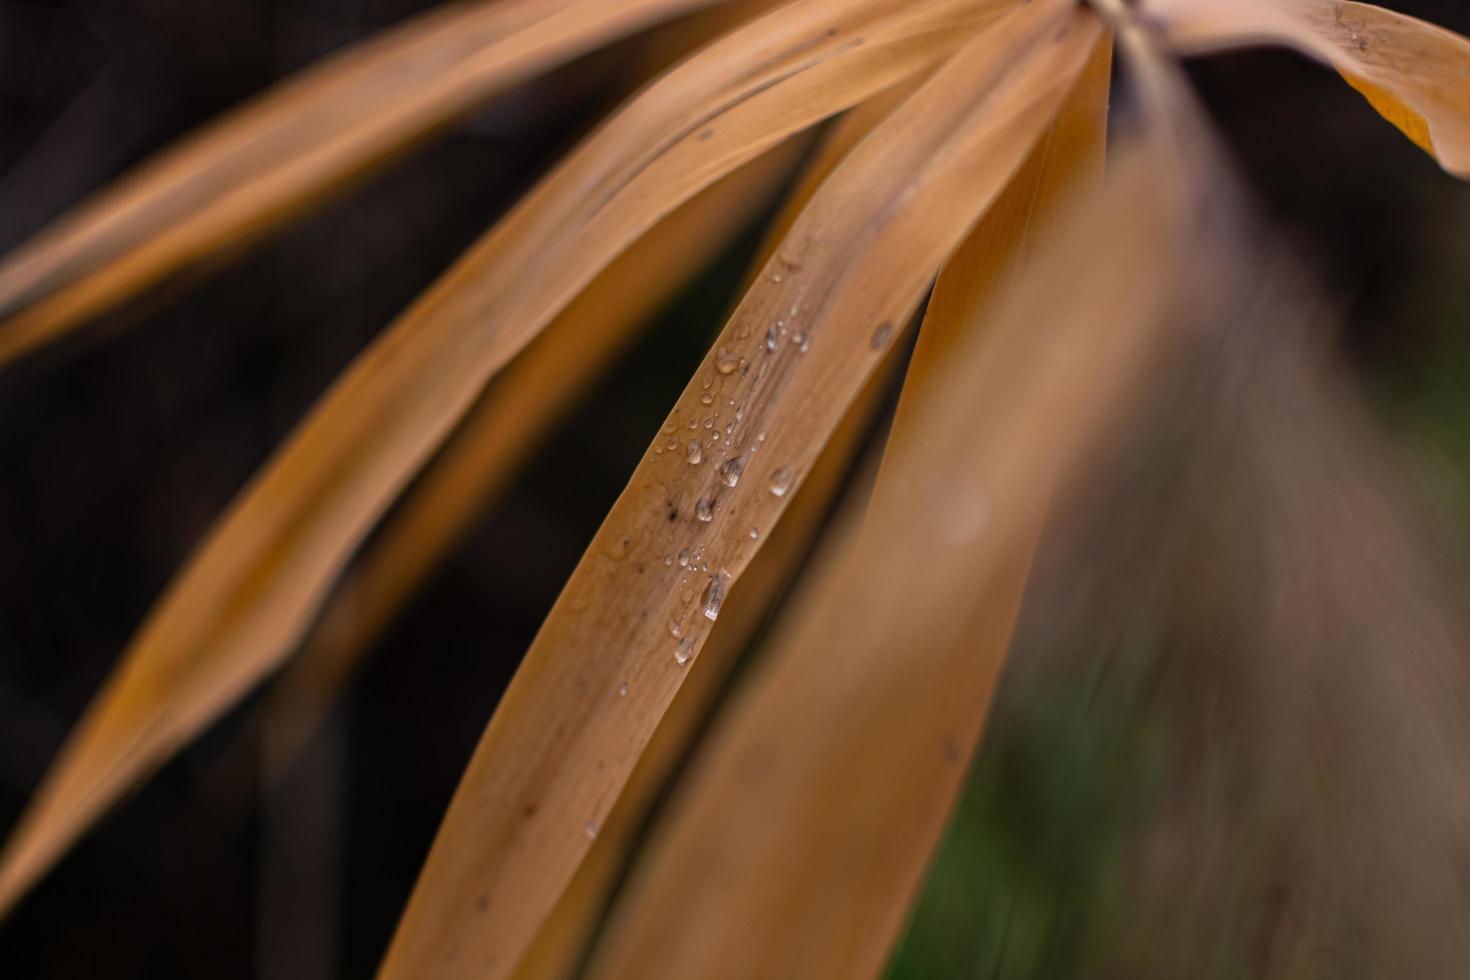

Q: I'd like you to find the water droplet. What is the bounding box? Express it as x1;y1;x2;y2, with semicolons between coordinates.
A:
687;441;703;465
872;320;894;349
585;819;599;839
663;553;674;566
678;548;690;567
618;682;630;697
769;466;795;497
701;576;725;622
749;526;760;540
719;456;746;488
765;323;780;352
675;637;696;665
695;497;715;522
669;617;684;639
715;347;740;375
772;272;784;284
700;392;715;405
791;331;811;353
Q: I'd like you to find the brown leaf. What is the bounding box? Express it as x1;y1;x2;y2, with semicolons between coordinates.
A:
1142;0;1470;177
260;139;806;783
380;3;1105;976
0;0;741;365
0;0;1001;920
508;86;917;980
584;129;1212;980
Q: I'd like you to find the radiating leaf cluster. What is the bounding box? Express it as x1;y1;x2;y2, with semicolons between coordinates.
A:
1;1;1468;977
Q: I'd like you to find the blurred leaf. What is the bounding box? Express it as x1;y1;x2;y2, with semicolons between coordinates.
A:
0;0;742;365
871;26;1114;971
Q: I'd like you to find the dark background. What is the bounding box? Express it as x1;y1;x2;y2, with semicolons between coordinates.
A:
2;1;1469;976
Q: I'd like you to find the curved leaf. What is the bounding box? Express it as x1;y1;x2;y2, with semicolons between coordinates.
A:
508;86;917;980
1143;0;1470;177
261;139;805;781
259;0;802;775
585;128;1210;980
0;0;739;366
380;3;1103;976
0;0;1004;924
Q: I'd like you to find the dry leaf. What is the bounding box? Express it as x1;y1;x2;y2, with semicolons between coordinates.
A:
584;130;1212;980
0;0;998;919
509;86;916;980
0;0;741;365
381;3;1105;976
1142;0;1470;176
261;139;806;781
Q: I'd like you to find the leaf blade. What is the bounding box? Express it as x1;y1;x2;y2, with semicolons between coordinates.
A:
584;128;1210;980
261;138;806;780
1142;0;1470;176
0;0;1003;924
381;3;1105;976
507;86;917;980
0;0;744;365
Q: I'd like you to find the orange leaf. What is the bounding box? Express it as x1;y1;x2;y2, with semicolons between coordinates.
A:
1143;0;1470;176
585;127;1211;980
0;0;747;366
381;4;1104;976
0;0;1001;920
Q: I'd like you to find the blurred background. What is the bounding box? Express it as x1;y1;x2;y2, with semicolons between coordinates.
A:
1;1;1469;976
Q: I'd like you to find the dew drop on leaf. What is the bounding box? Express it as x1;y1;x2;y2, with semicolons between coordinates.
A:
701;576;725;622
769;466;794;497
715;347;740;375
719;456;746;488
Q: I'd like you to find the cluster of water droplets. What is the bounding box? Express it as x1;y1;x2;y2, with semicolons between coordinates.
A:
646;256;874;669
